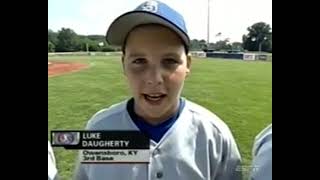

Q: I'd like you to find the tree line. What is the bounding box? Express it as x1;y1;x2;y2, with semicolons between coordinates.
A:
48;28;120;53
49;22;271;53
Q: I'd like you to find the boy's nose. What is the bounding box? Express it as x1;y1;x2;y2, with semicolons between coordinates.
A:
145;66;163;85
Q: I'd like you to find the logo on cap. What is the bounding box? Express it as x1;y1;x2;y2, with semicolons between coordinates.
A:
141;0;158;13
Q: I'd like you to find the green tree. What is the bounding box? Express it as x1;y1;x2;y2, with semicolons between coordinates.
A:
56;28;79;52
190;39;200;50
215;39;232;51
101;45;118;52
88;41;99;51
231;42;243;51
48;41;55;52
48;29;58;46
76;37;90;52
242;22;272;52
87;35;105;42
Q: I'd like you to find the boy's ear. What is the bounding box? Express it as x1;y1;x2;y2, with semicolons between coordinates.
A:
186;54;192;76
121;55;126;75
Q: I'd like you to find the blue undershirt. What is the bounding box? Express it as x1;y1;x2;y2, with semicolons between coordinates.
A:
127;97;185;143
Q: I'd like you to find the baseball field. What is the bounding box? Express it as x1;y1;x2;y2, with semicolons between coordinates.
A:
48;55;272;179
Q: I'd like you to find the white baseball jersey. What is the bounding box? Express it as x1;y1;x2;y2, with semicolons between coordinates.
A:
250;124;272;180
73;98;242;180
48;141;58;180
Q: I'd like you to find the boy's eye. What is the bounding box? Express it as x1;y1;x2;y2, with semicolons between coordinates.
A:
163;58;179;64
132;58;146;64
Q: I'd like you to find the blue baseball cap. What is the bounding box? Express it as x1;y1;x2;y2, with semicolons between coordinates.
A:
106;0;190;49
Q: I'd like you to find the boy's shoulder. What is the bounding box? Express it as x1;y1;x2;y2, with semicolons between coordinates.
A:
85;100;128;129
184;99;234;136
185;99;218;118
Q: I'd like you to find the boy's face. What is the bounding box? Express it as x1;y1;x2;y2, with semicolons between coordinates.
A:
122;24;191;123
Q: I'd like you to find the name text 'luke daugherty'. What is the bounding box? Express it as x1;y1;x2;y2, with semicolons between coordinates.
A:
82;132;130;148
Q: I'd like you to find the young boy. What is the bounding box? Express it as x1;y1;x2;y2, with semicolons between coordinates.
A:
74;1;242;180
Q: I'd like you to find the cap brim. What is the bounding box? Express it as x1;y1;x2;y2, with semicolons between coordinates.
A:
106;11;189;47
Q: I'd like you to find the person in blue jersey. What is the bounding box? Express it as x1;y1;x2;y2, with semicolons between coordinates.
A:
74;1;242;180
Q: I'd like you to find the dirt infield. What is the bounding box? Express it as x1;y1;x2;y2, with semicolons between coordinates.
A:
48;61;88;77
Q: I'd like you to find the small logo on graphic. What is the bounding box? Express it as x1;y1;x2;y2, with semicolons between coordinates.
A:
52;132;80;145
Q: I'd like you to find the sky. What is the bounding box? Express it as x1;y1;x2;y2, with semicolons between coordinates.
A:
48;0;272;43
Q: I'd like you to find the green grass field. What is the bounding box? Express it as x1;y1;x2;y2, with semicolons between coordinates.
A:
48;55;272;179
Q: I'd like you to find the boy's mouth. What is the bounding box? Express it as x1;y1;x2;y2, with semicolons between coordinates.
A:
142;93;167;102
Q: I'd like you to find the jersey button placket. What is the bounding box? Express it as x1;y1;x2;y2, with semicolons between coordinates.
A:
152;148;163;179
156;171;163;179
152;148;161;157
